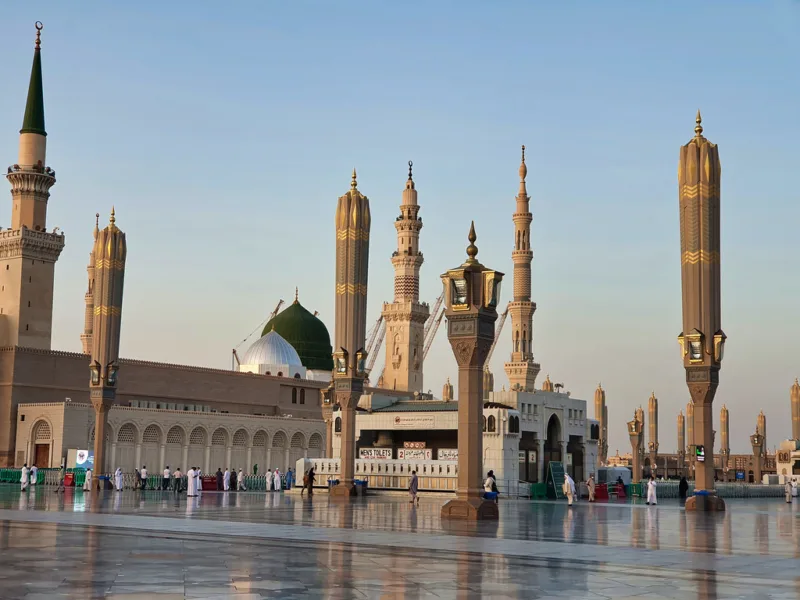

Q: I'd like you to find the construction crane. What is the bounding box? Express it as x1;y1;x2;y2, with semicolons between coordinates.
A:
424;292;444;339
422;307;446;360
231;299;284;369
365;316;384;357
365;321;386;377
484;303;510;367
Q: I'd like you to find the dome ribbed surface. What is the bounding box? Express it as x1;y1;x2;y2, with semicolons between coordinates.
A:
262;301;333;371
242;330;302;367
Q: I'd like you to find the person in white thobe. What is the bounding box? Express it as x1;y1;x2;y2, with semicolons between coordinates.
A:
646;476;657;505
785;480;793;504
223;468;231;491
30;465;38;485
273;469;282;492
266;470;273;491
563;474;575;506
186;468;197;497
237;469;246;491
20;464;29;491
82;468;92;491
114;468;123;491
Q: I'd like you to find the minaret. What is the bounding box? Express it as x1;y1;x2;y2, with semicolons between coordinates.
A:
89;208;127;480
791;379;800;440
719;404;730;481
332;169;370;496
504;146;541;391
756;410;767;456
81;214;100;353
677;410;686;476
1;22;65;349
381;161;429;392
594;384;608;465
648;392;659;475
442;377;453;401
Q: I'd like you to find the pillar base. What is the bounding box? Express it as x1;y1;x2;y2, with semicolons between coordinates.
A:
440;497;499;520
329;482;357;498
685;492;726;512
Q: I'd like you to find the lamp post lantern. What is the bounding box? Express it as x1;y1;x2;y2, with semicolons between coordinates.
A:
628;415;643;483
677;112;726;511
440;223;503;521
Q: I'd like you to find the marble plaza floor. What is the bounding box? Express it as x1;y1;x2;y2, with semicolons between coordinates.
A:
0;486;797;599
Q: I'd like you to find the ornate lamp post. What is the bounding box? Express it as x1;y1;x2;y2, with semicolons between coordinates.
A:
750;431;764;483
628;414;643;483
677;112;726;511
440;223;503;520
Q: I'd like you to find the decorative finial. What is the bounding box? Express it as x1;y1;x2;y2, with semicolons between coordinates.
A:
694;109;703;137
109;206;116;226
794;377;799;386
466;221;478;260
294;287;299;303
351;168;357;189
93;213;100;239
408;160;413;181
35;22;43;50
519;145;528;182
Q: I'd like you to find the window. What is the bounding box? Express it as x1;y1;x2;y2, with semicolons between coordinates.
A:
300;389;305;405
482;416;486;432
294;373;301;379
487;415;496;433
334;417;342;433
19;415;24;422
277;372;283;377
292;388;297;404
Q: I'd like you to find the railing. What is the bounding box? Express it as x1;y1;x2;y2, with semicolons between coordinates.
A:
633;480;787;499
306;458;459;492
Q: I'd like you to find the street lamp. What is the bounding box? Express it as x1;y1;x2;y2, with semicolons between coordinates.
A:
440;222;504;521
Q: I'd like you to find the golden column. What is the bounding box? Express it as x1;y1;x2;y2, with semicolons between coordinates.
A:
331;170;370;497
594;384;607;466
719;405;730;481
89;208;127;483
686;400;695;479
678;111;726;511
750;425;764;484
677;410;686;477
440;223;503;520
647;392;659;476
791;379;800;441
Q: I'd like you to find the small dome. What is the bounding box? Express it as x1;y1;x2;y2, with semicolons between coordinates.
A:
262;299;333;371
242;329;302;367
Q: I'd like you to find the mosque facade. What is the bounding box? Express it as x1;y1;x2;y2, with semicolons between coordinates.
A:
1;28;327;470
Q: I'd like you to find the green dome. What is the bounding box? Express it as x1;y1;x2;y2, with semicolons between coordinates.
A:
262;300;333;371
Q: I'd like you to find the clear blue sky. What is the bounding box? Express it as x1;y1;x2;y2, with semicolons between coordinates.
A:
2;2;799;454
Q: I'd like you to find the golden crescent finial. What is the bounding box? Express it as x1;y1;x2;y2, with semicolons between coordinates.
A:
295;287;299;303
109;206;116;225
35;22;43;50
408;160;413;181
466;221;478;260
351;168;357;189
694;109;703;137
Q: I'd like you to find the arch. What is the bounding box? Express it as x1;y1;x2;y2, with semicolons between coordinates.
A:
290;432;306;449
117;423;138;444
482;416;486;432
309;433;323;450
545;414;561;449
189;426;207;446
232;429;248;447
294;373;301;379
142;424;162;444
89;423;113;443
31;419;52;442
277;371;283;377
252;430;268;448
292;388;297;404
300;389;306;404
272;430;288;448
211;428;228;446
166;426;185;445
487;415;496;433
334;417;342;433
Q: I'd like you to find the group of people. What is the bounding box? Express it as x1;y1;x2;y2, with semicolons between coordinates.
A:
18;464;38;491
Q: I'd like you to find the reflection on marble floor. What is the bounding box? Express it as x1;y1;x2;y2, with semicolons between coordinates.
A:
0;487;797;599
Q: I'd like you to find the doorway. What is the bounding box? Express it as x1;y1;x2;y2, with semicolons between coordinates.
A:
34;443;49;468
542;414;562;478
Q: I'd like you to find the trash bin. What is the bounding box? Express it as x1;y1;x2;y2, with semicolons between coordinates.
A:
483;491;498;501
328;479;340;489
354;480;368;496
97;475;113;490
64;472;75;487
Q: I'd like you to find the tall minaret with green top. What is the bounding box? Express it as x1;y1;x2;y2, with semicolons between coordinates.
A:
1;22;65;349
